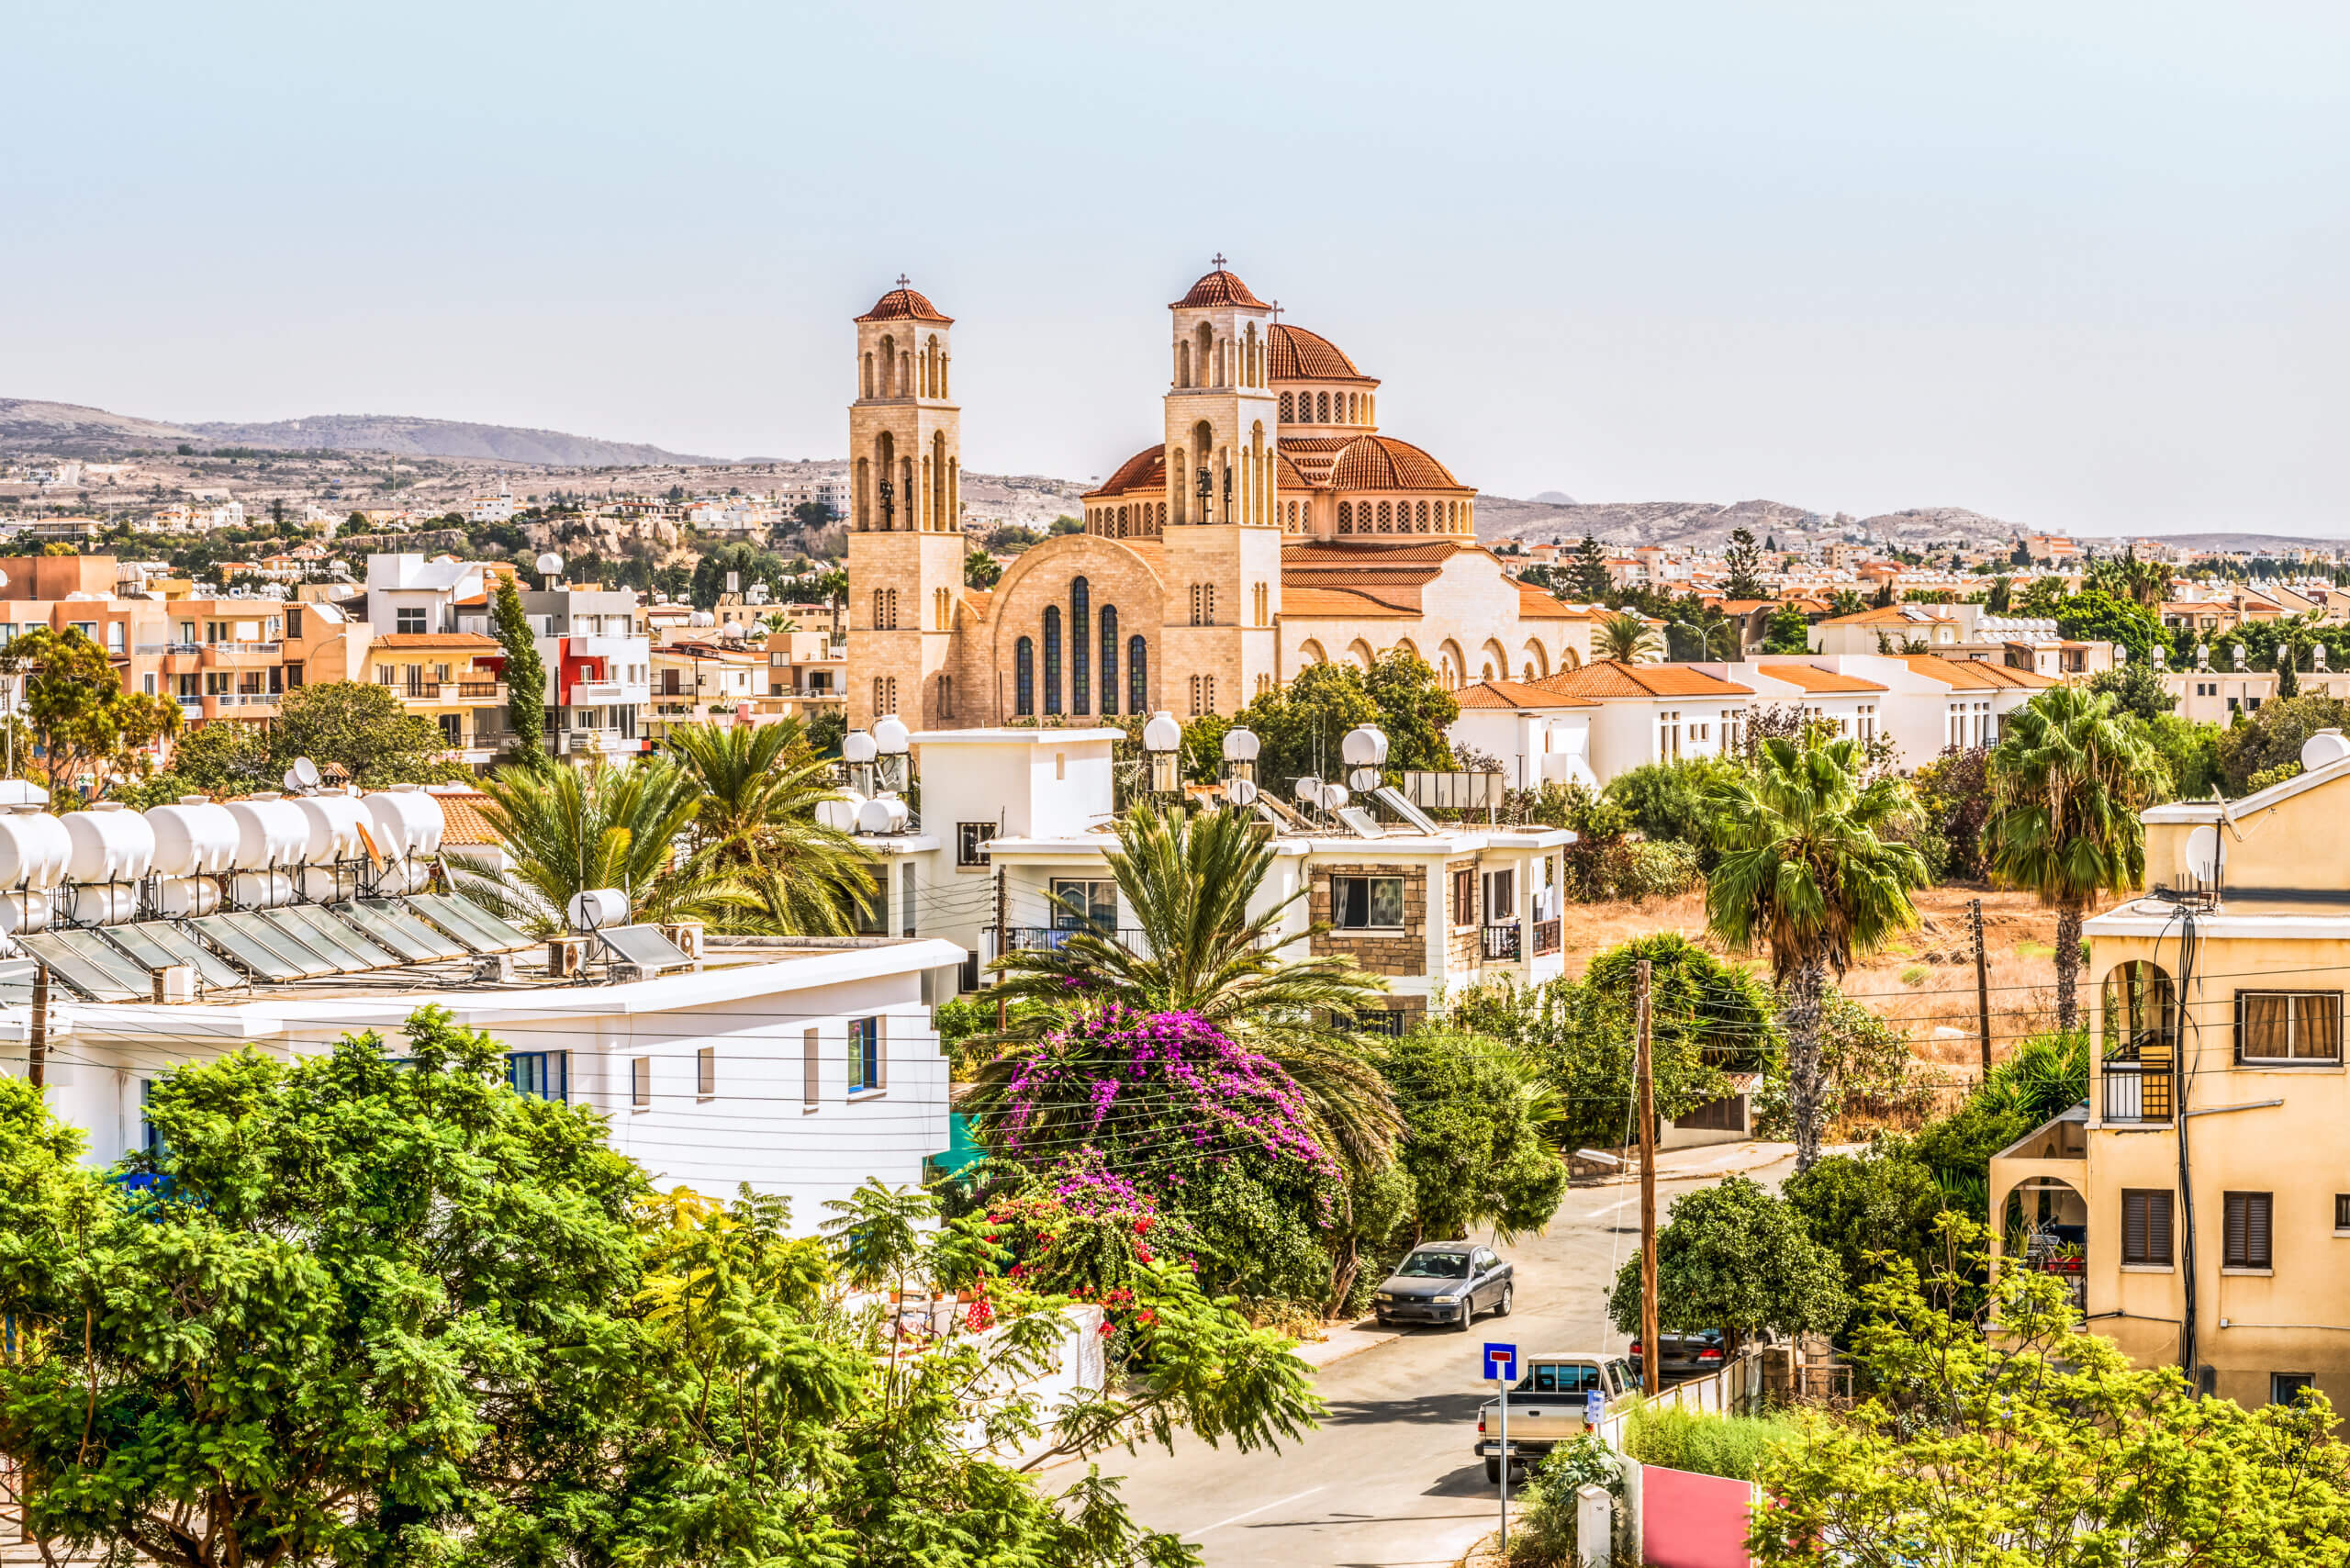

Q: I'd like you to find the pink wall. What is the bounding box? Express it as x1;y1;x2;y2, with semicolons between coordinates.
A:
1641;1464;1753;1568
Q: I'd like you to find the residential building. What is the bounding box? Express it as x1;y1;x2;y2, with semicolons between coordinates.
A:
520;585;652;761
1521;660;1754;778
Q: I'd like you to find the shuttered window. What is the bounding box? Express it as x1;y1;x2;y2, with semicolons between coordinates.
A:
2122;1189;2173;1265
2224;1192;2273;1270
802;1027;820;1108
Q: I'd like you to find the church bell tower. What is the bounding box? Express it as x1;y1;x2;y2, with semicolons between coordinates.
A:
846;277;966;730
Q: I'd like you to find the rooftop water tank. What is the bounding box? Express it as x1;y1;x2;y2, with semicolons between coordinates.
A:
226;796;309;871
364;786;446;858
294;792;372;863
62;802;156;884
148;800;238;877
566;888;628;931
0;812;72;890
0;890;52;935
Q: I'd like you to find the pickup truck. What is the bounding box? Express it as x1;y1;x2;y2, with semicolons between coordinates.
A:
1472;1351;1640;1483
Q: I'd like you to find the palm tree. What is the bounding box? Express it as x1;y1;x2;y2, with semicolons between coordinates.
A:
1705;736;1930;1170
967;800;1403;1171
468;756;746;933
1985;686;2168;1030
663;718;877;934
1595;611;1664;665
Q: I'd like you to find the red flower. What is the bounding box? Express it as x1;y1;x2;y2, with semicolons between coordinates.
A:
1097;1318;1115;1338
1136;1309;1158;1327
1136;1246;1154;1264
1134;1216;1154;1236
966;1298;996;1331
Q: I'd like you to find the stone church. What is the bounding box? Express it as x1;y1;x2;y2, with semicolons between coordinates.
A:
845;263;1594;730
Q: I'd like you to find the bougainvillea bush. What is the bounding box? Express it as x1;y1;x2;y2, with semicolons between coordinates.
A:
979;1004;1346;1306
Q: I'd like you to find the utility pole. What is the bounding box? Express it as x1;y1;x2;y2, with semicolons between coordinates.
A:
28;961;48;1090
993;865;1008;1032
1970;897;1992;1076
1635;958;1660;1398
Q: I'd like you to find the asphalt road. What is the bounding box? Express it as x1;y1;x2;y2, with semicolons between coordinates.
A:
1102;1154;1799;1568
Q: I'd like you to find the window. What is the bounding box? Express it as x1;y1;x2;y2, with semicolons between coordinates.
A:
1333;875;1405;931
106;622;125;652
1350;1007;1405;1038
802;1027;820;1108
396;607;428;634
2224;1191;2273;1270
2335;1193;2350;1233
1483;868;1516;923
1043;606;1062;714
957;822;996;868
631;1057;652;1110
1515;1362;1606;1395
1099;606;1120;716
2122;1189;2174;1265
1070;578;1090;714
285;661;304;689
851;875;887;935
1050;878;1117;933
438;713;463;747
286;606;303;639
142;673;156;695
1128;635;1147;715
139;1079;167;1157
1014;637;1035;715
697;1047;716;1100
901;860;916;937
2267;1372;2319;1410
1452;867;1477;927
849;1016;884;1094
2236;991;2343;1063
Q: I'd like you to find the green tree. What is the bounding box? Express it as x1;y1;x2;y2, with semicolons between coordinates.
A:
268;681;472;787
1751;1222;2350;1565
1380;1030;1568;1244
1233;661;1385;798
1572;533;1613;600
0;1012;648;1568
490;575;546;764
165;721;272;794
2053;587;2164;663
471;757;745;932
1361;648;1460;774
0;627;181;801
2211;691;2350;794
662;718;877;933
1606;1177;1849;1361
1985;686;2168;1028
964;548;1002;588
1601;756;1747;867
1595;610;1664;664
2087;656;2178;722
1705;736;1930;1169
1779;1144;1953;1332
1721;526;1767;600
1761;603;1812;654
972;800;1401;1172
2144;711;2225;800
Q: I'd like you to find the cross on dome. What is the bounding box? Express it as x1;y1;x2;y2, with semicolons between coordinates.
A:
1269;299;1283;324
1211;252;1226;270
897;273;911;287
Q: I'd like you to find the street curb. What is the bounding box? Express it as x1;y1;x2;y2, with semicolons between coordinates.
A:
1570;1139;1857;1189
1456;1528;1501;1566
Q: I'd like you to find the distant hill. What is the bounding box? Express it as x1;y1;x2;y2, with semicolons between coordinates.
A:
0;398;722;465
1476;495;2030;554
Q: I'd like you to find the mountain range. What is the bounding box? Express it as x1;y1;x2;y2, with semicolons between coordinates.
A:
0;398;719;467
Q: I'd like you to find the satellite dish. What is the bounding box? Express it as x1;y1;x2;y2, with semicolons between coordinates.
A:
2184;824;2225;884
534;552;565;576
2301;728;2350;772
1225;777;1259;807
1294;775;1324;806
290;756;320;789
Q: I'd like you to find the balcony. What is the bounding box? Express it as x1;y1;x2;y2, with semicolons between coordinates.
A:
1532;918;1561;957
202;641;283;666
1480;922;1522;962
1003;925;1150;956
569;680;632;704
2101;1059;2174;1124
396;680;508;707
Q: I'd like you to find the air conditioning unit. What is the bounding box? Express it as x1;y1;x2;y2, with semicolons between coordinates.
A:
546;935;590;978
657;920;705;960
151;964;196;1004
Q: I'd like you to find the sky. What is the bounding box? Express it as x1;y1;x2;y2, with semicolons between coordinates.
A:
6;1;2348;536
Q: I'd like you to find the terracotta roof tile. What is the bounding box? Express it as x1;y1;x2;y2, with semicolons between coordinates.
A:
856;284;952;324
1276;450;1310;487
960;590;993;621
1170;266;1268;309
1756;664;1888;693
372;633;502;651
1528;660;1754;700
1897;655;2003;689
1268;323;1372;383
1454;678;1598;710
1817;605;1954;626
1328;435;1467;493
1516;584;1593;620
1086;443;1165;498
1282;541;1471;566
433;791;502;846
1280;587;1416;618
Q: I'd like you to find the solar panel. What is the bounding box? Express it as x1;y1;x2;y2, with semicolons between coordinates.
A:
596;924;694;974
0;958;36;1005
190;914;312;982
14;932;144;1002
286;905;404;969
50;927;166;996
228;911;343;976
407;892;535;954
106;922;245;993
268;906;397;971
353;899;468;961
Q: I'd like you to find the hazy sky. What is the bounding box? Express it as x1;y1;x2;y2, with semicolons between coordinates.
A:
8;1;2347;535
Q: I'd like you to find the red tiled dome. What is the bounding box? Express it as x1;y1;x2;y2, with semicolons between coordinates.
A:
1170;265;1268;309
1270;323;1372;383
1330;435;1466;492
856;283;953;324
1085;443;1166;498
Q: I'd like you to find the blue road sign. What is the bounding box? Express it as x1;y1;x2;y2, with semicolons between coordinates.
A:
1483;1341;1517;1381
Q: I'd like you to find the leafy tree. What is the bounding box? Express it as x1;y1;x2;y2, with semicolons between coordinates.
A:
688;542;789;609
1606;1176;1848;1361
964;548;1002;588
164;721;272;794
1360;648;1460;774
269;681;472;787
2087;656;2178;722
2144;711;2225;800
0;627;180;801
1986;574;2011;612
973;801;1400;1173
1780;1144;1953;1332
490;575;547;764
1985;687;2168;1028
2009;537;2033;566
1721;526;1767;600
1049;515;1084;535
2014;575;2066;617
1595;610;1664;664
651;562;692;600
469;757;746;932
1751;1221;2350;1565
1828;588;1868;617
1380;1030;1568;1244
1572;533;1613;601
984;524;1043;552
661;718;876;934
1705;737;1929;1170
2053;587;2163;663
1601;756;1747;868
0;1012;649;1568
1907;745;1994;879
1761;603;1812;654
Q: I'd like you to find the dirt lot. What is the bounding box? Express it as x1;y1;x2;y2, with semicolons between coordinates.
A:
1554;883;2063;1081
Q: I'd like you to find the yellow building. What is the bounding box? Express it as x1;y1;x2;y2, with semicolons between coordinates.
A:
1992;730;2350;1412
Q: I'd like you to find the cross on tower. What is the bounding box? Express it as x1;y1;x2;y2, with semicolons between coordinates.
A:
896;273;911;288
1269;299;1283;325
1211;252;1226;271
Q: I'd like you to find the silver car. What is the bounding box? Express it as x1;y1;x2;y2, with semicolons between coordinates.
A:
1371;1242;1514;1329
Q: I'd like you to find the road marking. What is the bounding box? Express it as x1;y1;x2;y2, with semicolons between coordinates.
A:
1188;1484;1326;1537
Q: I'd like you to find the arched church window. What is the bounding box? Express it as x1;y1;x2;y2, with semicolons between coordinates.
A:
1128;635;1147;716
1316;391;1331;423
1416;500;1430;532
1014;638;1034;716
1279;392;1293;421
1043;607;1062;715
1099;605;1119;716
1070;578;1091;716
1338;502;1352;533
1378;500;1393;532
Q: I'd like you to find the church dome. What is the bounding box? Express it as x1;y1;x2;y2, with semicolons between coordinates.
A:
1270;323;1373;384
1170;265;1268;309
856;281;953;324
1330;435;1465;492
1085;442;1166;498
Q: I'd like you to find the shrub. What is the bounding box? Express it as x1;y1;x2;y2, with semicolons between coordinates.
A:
1616;838;1701;901
1601;756;1742;867
1624;1406;1803;1482
1508;1434;1627;1567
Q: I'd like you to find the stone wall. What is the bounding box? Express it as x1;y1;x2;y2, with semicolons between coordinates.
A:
1307;862;1426;977
1445;856;1481;973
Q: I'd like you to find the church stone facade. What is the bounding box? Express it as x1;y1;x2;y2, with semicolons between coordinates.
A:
845;264;1595;731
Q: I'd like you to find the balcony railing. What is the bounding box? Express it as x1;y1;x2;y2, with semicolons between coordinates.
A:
1480;922;1523;961
1532;918;1561;956
1003;925;1150;956
455;680;504;700
2101;1059;2174;1124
